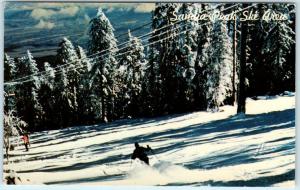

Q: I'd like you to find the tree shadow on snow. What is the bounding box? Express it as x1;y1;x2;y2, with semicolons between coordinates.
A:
198;169;295;187
16;108;295;185
29;112;197;148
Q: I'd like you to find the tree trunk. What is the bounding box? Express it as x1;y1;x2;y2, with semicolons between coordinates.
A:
5;139;9;162
100;66;106;122
232;16;237;105
237;4;248;114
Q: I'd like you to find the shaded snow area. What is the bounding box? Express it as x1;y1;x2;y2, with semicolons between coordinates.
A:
3;95;295;187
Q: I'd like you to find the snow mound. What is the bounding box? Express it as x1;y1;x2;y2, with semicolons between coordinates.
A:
125;160;204;186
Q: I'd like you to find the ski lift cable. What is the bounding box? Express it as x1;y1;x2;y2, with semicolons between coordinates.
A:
4;16;201;84
7;5;227;85
6;2;235;62
6;4;260;88
115;21;152;39
4;3;249;86
116;3;239;48
102;22;190;57
9;25;198;86
9;16;191;80
11;3;238;81
9;2;283;51
43;5;255;81
5;3;251;86
4;23;189;85
59;3;256;75
6;3;231;54
8;2;254;86
16;25;196;84
4;24;199;86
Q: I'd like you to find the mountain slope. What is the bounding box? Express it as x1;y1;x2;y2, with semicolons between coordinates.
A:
3;94;295;187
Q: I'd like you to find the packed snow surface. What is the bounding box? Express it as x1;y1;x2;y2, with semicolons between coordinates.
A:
3;95;295;187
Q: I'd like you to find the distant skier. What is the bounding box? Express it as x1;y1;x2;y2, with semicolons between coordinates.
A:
131;142;152;165
21;133;30;151
5;170;21;185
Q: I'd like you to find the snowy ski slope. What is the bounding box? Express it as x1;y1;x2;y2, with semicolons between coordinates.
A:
3;94;295;187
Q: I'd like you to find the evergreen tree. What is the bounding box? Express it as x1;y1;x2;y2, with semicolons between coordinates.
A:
4;110;27;161
56;37;80;113
38;62;56;130
145;3;181;115
142;43;161;116
193;3;213;110
53;38;81;127
53;68;74;128
4;53;16;82
118;30;145;117
246;4;295;96
76;46;92;74
4;53;17;113
76;45;94;123
15;50;43;131
201;20;233;111
88;8;118;122
176;3;199;111
261;4;295;93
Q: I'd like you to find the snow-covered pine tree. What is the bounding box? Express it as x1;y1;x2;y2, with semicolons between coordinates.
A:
4;53;17;113
88;8;118;122
56;37;80;115
176;3;199;111
53;67;74;128
76;46;92;74
261;4;295;91
223;3;240;105
38;62;56;130
41;62;55;90
244;4;271;97
201;20;233;111
76;45;94;122
144;3;181;115
245;4;295;96
193;3;213;110
142;42;161;116
4;110;27;161
118;30;145;117
15;50;43;131
4;53;16;82
51;37;83;127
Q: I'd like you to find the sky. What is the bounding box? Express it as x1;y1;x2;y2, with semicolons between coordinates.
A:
4;2;155;58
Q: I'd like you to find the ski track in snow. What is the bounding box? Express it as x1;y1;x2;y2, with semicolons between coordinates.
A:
3;95;295;187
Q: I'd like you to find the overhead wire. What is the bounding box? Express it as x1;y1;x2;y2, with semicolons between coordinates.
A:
5;3;257;86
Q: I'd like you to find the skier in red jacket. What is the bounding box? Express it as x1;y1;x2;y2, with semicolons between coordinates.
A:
21;134;30;151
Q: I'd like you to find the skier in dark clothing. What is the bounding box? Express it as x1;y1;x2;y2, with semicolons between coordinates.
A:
131;142;152;165
5;170;21;185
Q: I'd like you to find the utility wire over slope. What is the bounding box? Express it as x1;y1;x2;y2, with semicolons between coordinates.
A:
5;3;258;87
